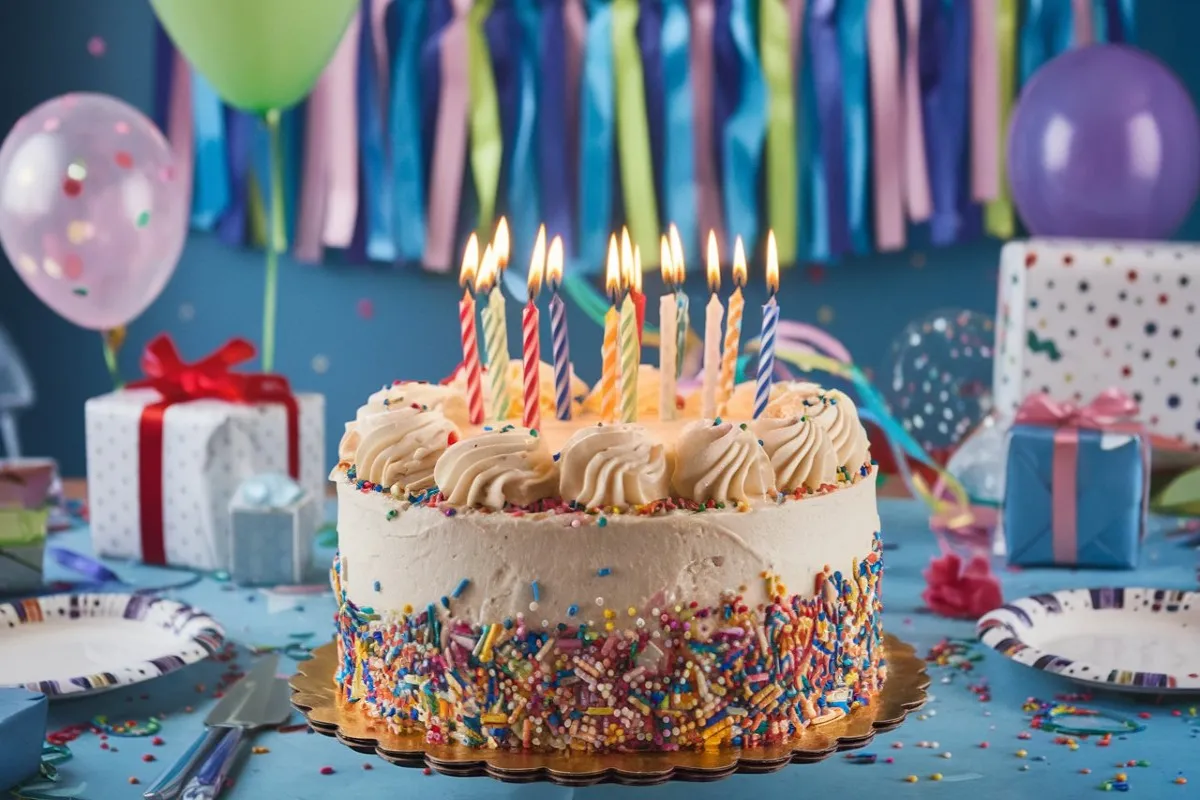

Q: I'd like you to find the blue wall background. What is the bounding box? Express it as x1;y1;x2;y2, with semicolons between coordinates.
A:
0;1;1197;477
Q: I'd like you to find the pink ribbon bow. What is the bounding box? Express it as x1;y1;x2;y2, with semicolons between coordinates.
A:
1014;389;1144;564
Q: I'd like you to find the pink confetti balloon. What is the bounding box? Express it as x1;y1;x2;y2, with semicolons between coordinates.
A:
0;93;187;330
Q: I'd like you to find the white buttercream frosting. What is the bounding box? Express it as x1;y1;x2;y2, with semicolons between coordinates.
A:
671;420;773;503
350;407;459;494
751;414;838;491
434;427;560;510
558;423;671;509
808;390;871;469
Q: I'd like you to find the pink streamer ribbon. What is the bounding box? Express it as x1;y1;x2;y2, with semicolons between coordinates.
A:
425;0;472;272
1014;389;1145;564
971;0;1000;202
166;52;194;208
689;0;725;254
295;64;333;262
1072;0;1095;45
867;0;904;250
322;11;362;249
900;0;931;223
787;0;806;79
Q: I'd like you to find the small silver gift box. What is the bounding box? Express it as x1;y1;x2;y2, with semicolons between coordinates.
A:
227;474;320;586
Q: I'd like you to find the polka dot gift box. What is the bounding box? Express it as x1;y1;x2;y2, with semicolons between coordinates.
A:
83;336;325;571
993;239;1200;460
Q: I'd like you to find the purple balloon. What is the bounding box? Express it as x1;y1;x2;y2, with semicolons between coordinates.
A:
1008;45;1200;240
0;93;188;330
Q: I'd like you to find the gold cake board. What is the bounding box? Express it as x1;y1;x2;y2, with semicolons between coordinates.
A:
290;634;929;786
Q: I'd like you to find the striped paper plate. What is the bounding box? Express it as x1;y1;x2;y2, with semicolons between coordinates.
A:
0;593;225;698
977;588;1200;695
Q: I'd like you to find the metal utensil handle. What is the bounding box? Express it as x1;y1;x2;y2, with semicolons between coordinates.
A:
180;727;246;800
142;726;226;800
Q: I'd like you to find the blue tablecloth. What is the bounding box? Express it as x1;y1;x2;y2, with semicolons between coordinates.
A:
28;499;1200;798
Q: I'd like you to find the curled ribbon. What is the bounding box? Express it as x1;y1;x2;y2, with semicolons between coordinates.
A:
1014;389;1141;429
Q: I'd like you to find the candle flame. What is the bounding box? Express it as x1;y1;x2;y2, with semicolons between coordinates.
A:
478;244;498;293
631;246;643;293
494;217;510;272
660;235;674;286
460;232;479;290
528;225;546;299
547;236;564;290
766;230;779;295
605;234;621;303
668;224;685;287
706;230;720;294
732;236;747;288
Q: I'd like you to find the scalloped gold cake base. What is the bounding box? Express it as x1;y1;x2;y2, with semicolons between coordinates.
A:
289;634;929;786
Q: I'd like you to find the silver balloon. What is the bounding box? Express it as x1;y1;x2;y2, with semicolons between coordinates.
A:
945;414;1010;505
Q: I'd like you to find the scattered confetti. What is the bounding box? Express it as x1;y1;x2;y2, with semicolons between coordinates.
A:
312;354;330;374
179;302;196;322
87;36;106;56
357;298;374;319
816;304;835;325
319;766;334;775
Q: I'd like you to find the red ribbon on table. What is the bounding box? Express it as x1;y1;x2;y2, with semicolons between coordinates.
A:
1014;389;1145;564
127;335;299;565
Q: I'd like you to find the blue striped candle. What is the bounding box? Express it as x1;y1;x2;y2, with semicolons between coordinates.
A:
754;232;780;420
546;236;572;420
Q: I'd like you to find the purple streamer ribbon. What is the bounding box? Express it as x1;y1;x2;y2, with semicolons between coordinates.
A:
540;1;574;249
421;1;453;183
639;0;666;206
919;0;971;246
712;0;736;211
217;110;254;247
487;0;521;202
690;0;725;253
808;0;850;258
152;25;175;130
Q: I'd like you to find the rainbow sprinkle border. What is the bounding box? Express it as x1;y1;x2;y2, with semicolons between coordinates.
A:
330;533;885;753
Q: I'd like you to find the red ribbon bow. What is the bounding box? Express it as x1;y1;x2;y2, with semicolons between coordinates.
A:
130;335;299;565
1013;388;1140;430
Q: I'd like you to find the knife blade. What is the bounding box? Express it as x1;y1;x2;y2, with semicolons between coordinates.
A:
143;654;280;800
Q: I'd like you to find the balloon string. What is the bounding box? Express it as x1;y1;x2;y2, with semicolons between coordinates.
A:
262;108;285;373
101;328;125;390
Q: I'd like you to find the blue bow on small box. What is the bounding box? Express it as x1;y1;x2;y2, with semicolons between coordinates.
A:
1002;390;1149;569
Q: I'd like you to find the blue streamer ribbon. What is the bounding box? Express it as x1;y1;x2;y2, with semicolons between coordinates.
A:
721;0;766;248
217;109;254;246
1105;0;1136;42
798;5;822;262
420;1;454;194
838;0;871;255
388;0;429;262
1020;0;1075;83
712;0;735;233
358;0;397;263
190;74;230;230
921;0;972;246
661;0;698;266
578;0;616;273
808;0;850;258
508;0;544;291
539;0;573;253
638;0;666;207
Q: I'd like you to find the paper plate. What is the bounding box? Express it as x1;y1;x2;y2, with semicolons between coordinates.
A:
977;588;1200;694
0;593;225;698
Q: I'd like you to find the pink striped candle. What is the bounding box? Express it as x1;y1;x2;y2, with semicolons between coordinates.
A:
458;234;485;424
522;227;547;431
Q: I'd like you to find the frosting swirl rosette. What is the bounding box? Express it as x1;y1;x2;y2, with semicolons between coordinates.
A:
671;420;772;504
340;382;469;461
808;389;871;470
750;415;837;491
558;423;671;509
434;427;560;510
351;406;459;494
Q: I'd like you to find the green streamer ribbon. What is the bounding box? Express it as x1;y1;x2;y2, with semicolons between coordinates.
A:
468;0;503;233
612;0;661;266
760;0;797;264
985;0;1018;239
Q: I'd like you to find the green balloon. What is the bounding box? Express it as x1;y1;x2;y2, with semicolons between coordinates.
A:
149;0;360;113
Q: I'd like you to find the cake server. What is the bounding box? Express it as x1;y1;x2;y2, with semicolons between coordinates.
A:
142;653;280;800
178;677;293;799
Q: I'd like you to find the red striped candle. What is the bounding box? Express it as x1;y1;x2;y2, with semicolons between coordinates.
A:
522;228;547;431
458;235;485;425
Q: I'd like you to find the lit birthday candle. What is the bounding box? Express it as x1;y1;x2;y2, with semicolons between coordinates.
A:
754;231;781;420
479;245;511;420
619;234;639;423
631;242;646;345
600;236;621;423
718;236;747;414
457;233;486;425
669;224;689;380
658;236;677;420
702;231;724;420
522;226;546;431
546;235;571;421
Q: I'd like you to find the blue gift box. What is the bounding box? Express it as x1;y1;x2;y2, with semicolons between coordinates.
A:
1002;422;1148;569
0;688;48;791
227;473;320;586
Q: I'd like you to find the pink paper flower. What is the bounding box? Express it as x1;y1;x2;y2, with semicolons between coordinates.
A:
922;552;1003;620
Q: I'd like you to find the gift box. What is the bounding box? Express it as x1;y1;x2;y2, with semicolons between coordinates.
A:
227;473;320;586
85;336;325;571
0;460;56;594
993;239;1200;458
0;689;48;791
1002;391;1149;569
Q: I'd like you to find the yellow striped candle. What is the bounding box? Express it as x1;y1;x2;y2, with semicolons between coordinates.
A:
479;245;511;421
718;236;747;414
600;236;621;422
619;231;639;423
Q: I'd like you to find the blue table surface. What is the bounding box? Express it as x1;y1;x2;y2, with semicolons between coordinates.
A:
23;499;1200;799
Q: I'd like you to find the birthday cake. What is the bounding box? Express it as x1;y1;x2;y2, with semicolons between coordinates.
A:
329;365;885;753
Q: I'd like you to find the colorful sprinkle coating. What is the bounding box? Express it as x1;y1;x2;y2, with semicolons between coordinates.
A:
330;534;885;753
